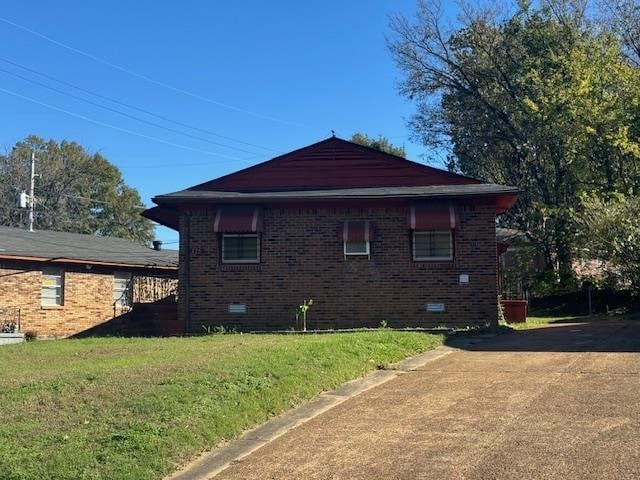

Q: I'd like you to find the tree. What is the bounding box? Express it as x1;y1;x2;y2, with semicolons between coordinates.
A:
350;132;406;157
577;192;640;292
0;135;154;244
389;0;640;286
600;0;640;66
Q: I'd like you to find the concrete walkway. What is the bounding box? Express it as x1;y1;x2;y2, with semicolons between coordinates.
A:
187;321;640;480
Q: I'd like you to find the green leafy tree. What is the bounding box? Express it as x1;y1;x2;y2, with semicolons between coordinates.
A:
601;0;640;66
0;135;154;244
577;192;640;292
351;132;406;157
389;0;640;286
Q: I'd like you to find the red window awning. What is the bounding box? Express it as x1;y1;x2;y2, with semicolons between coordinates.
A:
407;203;459;230
214;205;263;233
339;221;373;242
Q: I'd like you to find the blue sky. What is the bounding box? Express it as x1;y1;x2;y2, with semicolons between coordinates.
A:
0;1;447;246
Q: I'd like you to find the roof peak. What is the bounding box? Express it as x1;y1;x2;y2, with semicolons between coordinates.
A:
186;136;482;193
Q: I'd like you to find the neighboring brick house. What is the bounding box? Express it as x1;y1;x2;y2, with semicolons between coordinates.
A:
0;226;178;338
144;137;518;332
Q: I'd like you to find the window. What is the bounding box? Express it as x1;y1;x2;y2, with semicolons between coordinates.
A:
413;230;453;261
113;272;132;308
41;268;63;306
222;234;260;263
344;239;370;256
341;220;372;257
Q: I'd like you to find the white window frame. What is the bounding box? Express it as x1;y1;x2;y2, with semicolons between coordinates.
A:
113;271;132;308
41;268;64;306
343;239;370;257
222;233;260;264
412;230;453;261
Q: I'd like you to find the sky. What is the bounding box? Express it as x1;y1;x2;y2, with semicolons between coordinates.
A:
0;1;448;247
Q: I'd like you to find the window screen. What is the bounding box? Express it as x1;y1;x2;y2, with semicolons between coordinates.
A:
222;234;259;262
113;272;132;307
344;240;369;255
41;268;63;306
413;231;453;260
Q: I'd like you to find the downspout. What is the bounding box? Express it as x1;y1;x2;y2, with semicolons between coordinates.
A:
183;211;191;334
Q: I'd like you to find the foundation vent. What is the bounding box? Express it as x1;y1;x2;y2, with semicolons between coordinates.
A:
228;304;247;314
426;303;445;313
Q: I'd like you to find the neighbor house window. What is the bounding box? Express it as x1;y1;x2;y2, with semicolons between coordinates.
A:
413;231;453;261
41;268;64;306
222;234;260;263
113;272;132;308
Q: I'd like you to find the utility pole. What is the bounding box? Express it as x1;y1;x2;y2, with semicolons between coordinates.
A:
28;150;36;232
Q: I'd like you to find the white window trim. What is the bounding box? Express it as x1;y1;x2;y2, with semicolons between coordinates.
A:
222;233;260;264
412;230;454;262
41;268;64;306
343;239;370;257
113;271;132;308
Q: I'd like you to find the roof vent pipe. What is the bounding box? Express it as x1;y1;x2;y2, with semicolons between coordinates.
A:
152;240;162;251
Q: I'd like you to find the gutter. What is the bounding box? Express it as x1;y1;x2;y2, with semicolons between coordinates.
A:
152;189;521;206
0;254;178;270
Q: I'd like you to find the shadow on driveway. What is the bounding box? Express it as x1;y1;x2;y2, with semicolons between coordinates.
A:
447;320;640;353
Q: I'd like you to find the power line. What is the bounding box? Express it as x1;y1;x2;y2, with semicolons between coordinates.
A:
0;66;264;156
0;56;280;154
0;15;306;127
0;86;247;161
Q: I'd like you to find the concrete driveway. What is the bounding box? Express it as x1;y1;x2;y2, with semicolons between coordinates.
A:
213;321;640;480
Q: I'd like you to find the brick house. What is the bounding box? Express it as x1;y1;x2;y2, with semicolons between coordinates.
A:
144;137;518;332
0;226;178;338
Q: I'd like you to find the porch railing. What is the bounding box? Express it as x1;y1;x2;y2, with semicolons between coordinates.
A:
0;307;21;333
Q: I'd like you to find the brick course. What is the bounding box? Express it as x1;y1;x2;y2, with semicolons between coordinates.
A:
0;261;177;338
178;203;498;332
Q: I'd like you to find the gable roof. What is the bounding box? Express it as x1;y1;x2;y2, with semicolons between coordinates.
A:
144;137;519;230
0;226;177;269
189;137;482;192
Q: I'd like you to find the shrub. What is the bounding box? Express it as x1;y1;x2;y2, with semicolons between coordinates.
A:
24;330;38;341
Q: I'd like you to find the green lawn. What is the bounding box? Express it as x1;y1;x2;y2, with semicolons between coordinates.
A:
0;331;442;480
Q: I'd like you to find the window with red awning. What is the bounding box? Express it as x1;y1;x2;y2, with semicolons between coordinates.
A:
339;221;373;256
407;203;459;230
213;206;263;233
338;221;373;242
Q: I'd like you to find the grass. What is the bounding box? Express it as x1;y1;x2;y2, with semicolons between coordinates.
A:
0;331;442;480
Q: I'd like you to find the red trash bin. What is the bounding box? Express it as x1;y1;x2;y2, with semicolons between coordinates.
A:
500;299;528;323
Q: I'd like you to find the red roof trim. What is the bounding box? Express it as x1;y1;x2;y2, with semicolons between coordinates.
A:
0;254;177;270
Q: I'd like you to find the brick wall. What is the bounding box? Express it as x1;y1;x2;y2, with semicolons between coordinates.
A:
178;203;498;332
0;261;177;338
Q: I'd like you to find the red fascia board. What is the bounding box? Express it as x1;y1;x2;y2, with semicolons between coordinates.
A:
495;193;519;215
158;192;518;214
0;254;177;270
142;206;179;231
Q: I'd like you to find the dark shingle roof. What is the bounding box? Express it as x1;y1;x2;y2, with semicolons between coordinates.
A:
154;183;519;203
0;226;177;269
